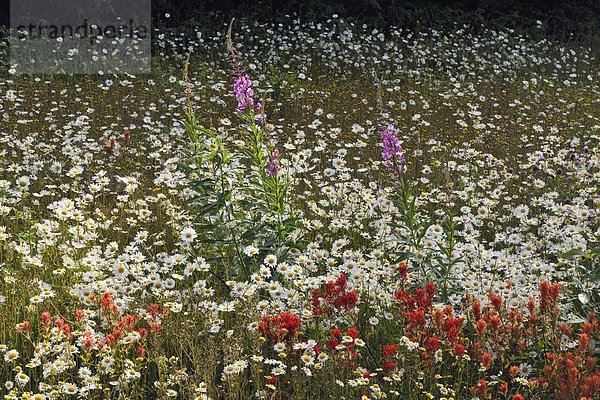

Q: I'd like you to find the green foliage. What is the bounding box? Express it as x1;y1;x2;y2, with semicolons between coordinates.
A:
183;54;304;284
388;178;461;302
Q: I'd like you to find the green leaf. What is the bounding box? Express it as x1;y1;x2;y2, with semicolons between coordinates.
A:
560;249;585;260
241;222;267;240
393;252;415;263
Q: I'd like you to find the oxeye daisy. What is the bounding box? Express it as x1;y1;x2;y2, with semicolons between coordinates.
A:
273;342;286;352
223;364;238;375
244;245;259;257
180;227;197;242
518;363;532;378
263;254;277;266
62;383;78;395
15;372;29;385
4;349;19;362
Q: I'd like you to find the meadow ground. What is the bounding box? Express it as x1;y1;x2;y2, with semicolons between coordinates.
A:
0;17;598;399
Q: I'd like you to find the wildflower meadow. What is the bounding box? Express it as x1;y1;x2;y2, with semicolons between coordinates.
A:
0;8;599;400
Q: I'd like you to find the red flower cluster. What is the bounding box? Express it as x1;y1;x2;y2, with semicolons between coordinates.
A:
100;292;119;316
395;282;467;367
397;262;408;281
541;317;599;400
105;129;132;154
462;282;599;399
382;343;399;372
327;326;361;367
371;280;600;398
471;379;488;398
15;321;31;333
102;314;142;347
53;317;73;340
39;311;73;340
539;279;560;313
465;280;568;373
395;282;437;340
311;274;358;316
29;294;168;359
542;350;599;399
258;311;301;344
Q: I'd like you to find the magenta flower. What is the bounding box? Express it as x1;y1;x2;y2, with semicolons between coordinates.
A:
380;128;405;177
266;149;280;176
233;74;261;114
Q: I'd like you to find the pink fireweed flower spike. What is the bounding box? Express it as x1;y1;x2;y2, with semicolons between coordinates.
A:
380;127;405;177
233;74;261;115
266;149;280;176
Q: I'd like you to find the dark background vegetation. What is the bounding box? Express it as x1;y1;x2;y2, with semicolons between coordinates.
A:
154;0;599;41
1;0;599;41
